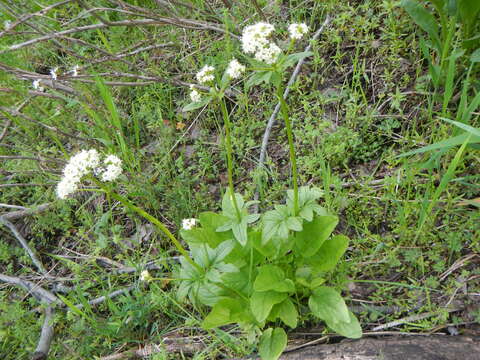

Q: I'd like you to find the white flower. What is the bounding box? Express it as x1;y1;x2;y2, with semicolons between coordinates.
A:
182;218;197;230
32;79;44;92
189;84;201;102
241;22;275;54
226;59;245;79
100;155;122;182
196;65;215;84
50;67;58;80
56;149;100;199
71;65;79;77
4;20;12;30
254;43;282;64
288;23;308;40
140;270;152;282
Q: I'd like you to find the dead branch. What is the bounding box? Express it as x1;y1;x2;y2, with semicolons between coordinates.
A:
5;18;235;53
1;203;52;221
0;107;92;142
0;216;47;274
98;337;205;359
32;306;55;360
74;285;135;310
0;273;59;304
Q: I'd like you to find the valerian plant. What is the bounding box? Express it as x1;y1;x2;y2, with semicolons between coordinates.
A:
177;22;362;359
55;22;362;360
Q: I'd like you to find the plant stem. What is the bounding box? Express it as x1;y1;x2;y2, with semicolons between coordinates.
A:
107;190;202;272
220;97;242;221
276;83;299;215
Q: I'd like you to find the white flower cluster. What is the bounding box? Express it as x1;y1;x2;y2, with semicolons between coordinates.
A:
4;20;12;30
241;22;281;65
71;65;79;77
226;58;246;79
196;65;215;84
288;23;308;40
32;79;44;92
140;270;152;282
100;155;123;182
182;218;197;230
56;150;123;199
50;67;58;80
189;84;201;102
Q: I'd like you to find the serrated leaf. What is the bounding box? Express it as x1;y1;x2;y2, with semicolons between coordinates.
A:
308;286;350;324
250;291;287;322
309;235;349;272
258;328;287;360
295;215;339;257
254;265;295;293
326;311;362;339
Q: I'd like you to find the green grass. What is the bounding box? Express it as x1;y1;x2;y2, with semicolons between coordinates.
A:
0;0;479;358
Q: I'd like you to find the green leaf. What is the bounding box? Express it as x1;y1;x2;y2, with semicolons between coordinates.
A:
326;311;362;339
258;328;287;360
280;51;314;70
401;0;441;51
254;265;295;293
182;96;212;112
262;205;302;244
246;71;273;89
398;132;480;157
471;48;480;63
308;286;350;324
309;235;349;272
295;215;339;257
287;186;326;222
202;298;246;329
274;298;298;328
250;291;287;322
440;118;480;137
458;0;480;36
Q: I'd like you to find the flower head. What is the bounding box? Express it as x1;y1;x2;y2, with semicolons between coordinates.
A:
254;42;282;64
99;155;122;182
4;20;12;30
182;218;197;230
56;149;100;199
288;23;308;40
56;150;123;199
140;270;153;282
50;67;58;80
226;59;245;79
71;65;79;77
189;84;201;102
241;22;275;54
32;79;44;92
196;65;215;84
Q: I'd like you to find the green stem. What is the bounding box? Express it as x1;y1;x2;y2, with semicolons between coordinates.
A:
107;190;202;272
220;97;242;221
276;83;299;215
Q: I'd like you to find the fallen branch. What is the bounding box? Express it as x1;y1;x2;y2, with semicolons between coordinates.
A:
98;337;205;359
0;217;46;274
371;307;461;332
0;273;58;304
32;306;55;360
